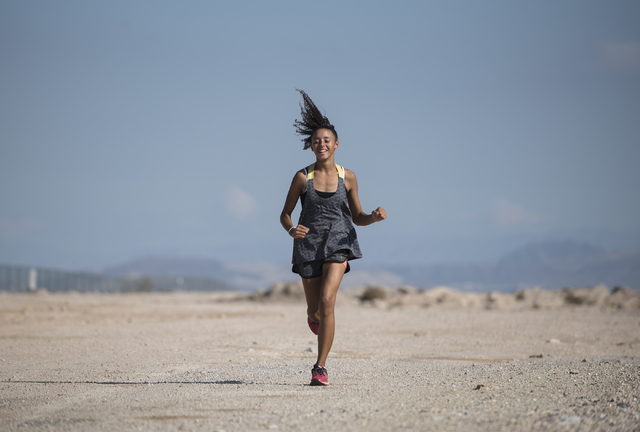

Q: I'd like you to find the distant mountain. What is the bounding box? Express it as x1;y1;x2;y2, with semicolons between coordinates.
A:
491;240;607;285
102;257;292;291
104;257;226;279
102;241;640;292
388;240;640;291
386;262;495;290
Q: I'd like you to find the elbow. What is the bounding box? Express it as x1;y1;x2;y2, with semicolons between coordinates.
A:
352;214;367;226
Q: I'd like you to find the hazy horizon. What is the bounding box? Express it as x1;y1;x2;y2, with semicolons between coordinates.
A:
2;1;639;271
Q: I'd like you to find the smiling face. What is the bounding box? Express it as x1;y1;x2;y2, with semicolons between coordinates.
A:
310;128;339;161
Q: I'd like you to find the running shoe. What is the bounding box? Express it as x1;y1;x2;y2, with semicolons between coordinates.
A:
310;364;328;386
307;317;320;335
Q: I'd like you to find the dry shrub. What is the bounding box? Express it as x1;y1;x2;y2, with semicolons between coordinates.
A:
360;286;387;301
249;281;306;302
563;289;586;305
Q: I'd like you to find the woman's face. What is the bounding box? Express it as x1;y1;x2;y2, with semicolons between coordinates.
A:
310;128;339;161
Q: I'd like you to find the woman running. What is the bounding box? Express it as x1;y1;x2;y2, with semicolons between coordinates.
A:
280;89;387;386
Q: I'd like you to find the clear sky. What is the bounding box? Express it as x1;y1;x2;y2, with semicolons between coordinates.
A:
1;0;639;270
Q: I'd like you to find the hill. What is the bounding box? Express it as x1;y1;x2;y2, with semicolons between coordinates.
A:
388;241;640;291
101;241;640;292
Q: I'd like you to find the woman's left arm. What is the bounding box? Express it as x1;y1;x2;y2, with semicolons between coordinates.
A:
345;169;387;226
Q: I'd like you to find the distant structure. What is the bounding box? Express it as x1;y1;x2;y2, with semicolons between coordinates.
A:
0;264;235;293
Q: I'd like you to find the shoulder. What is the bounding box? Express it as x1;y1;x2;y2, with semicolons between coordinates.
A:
296;164;315;178
292;169;306;184
344;168;357;182
343;168;358;191
289;168;308;190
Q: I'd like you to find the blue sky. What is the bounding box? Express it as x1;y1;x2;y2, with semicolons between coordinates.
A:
1;0;639;270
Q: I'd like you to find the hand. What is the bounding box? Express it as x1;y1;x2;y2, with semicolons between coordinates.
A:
290;224;309;239
371;207;387;222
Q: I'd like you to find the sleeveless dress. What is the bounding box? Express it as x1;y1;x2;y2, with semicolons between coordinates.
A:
292;163;362;267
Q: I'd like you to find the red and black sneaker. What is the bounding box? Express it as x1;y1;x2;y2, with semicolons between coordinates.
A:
307;317;320;335
310;364;328;386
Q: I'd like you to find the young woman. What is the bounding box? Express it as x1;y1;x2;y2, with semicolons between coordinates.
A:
280;89;387;386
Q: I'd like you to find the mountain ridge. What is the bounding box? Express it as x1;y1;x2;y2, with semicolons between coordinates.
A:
101;241;640;292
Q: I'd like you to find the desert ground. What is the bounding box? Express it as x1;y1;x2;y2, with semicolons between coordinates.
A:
1;284;639;431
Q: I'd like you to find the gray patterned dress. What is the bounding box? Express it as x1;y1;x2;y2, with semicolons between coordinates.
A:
292;163;362;266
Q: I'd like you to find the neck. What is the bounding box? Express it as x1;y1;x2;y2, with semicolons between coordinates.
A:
314;158;336;173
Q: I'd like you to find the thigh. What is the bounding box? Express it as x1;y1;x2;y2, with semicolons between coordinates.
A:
319;261;346;305
302;276;322;312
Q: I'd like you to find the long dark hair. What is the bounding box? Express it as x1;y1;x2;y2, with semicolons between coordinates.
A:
293;89;338;150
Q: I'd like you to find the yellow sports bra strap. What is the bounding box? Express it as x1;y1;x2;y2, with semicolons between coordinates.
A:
306;163;343;179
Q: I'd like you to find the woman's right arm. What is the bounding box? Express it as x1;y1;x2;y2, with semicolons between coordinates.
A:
280;171;309;239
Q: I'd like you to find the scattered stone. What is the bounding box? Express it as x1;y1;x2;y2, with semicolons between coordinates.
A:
2;291;640;431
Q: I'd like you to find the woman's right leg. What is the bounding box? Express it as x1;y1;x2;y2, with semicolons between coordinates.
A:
302;276;322;324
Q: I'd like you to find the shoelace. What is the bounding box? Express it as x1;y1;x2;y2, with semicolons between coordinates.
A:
312;366;327;376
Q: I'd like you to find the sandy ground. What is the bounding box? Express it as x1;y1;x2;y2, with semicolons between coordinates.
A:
1;287;639;432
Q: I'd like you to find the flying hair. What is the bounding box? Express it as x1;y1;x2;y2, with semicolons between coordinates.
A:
293;89;338;150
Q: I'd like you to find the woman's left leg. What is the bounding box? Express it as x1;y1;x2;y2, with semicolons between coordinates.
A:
316;261;346;367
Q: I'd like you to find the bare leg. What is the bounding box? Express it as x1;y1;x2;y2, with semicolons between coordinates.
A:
316;262;346;367
302;277;322;324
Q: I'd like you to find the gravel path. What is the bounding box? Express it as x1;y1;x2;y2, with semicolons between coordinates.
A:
1;291;639;431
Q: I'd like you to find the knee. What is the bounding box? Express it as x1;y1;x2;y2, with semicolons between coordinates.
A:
319;295;336;318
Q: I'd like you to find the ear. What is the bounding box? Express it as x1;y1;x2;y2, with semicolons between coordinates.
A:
335;140;339;148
